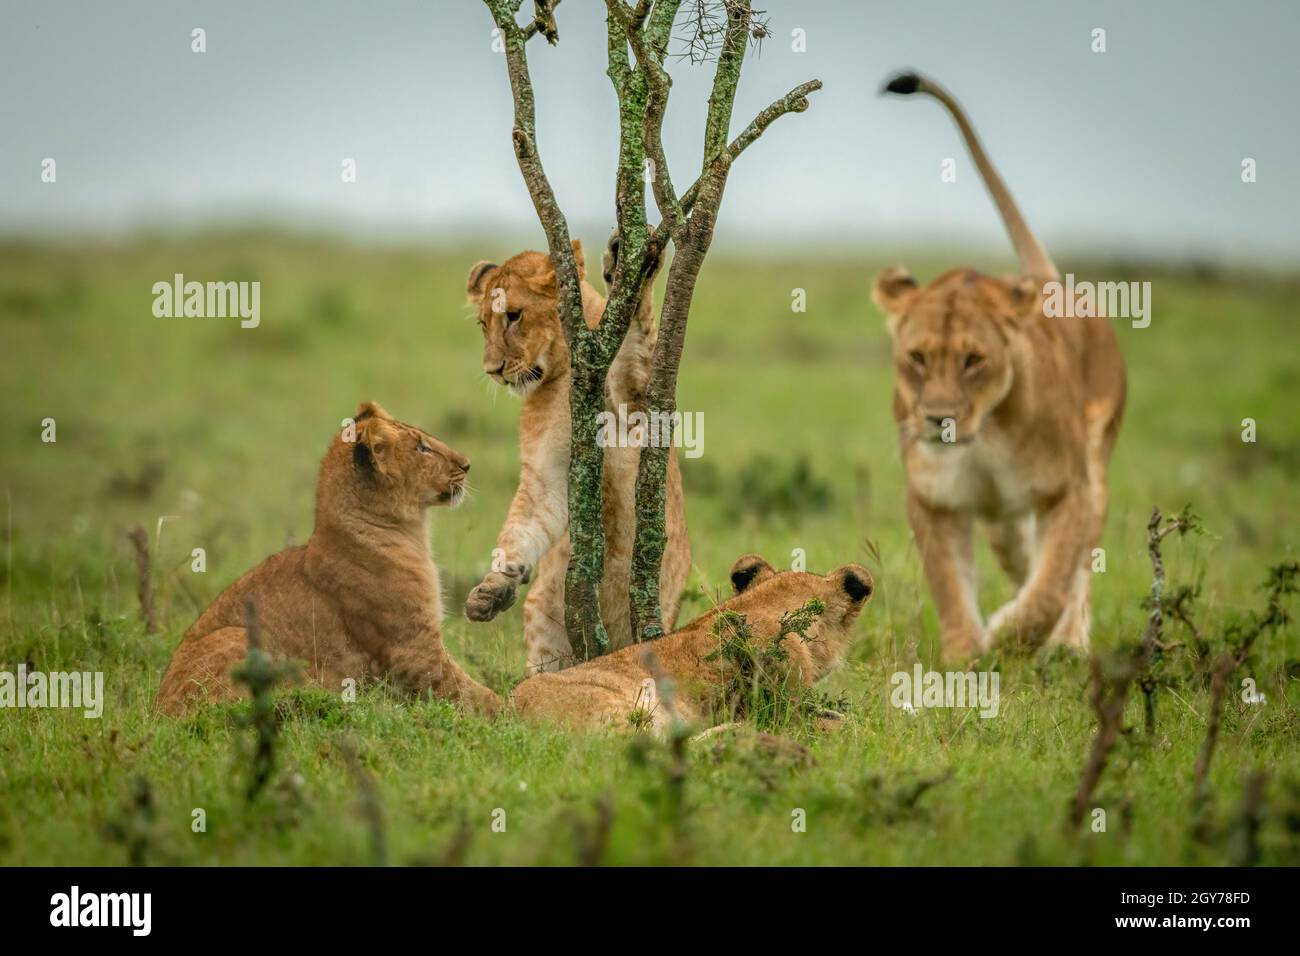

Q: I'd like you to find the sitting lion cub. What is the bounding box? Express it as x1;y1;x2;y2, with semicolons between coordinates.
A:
874;72;1126;658
155;402;501;716
511;555;873;731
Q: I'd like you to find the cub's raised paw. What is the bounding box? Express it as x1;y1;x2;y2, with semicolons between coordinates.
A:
465;572;519;622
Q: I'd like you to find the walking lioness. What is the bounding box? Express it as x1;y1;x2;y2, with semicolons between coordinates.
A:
874;72;1126;658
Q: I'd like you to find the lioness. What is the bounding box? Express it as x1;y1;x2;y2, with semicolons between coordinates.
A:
874;72;1126;657
155;402;501;716
463;238;691;673
511;554;873;732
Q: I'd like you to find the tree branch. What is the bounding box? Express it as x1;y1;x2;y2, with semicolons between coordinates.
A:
612;1;686;238
701;0;751;171
522;0;562;42
484;0;582;342
647;78;822;254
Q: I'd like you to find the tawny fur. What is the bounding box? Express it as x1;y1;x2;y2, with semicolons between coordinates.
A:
463;238;691;673
876;72;1126;659
511;554;873;731
155;402;501;716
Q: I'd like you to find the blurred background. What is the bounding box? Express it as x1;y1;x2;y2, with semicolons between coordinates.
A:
4;0;1299;265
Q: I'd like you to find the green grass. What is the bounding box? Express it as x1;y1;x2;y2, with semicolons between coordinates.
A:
1;234;1298;865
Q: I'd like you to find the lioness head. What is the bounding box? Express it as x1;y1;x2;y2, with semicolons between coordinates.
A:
872;266;1040;445
331;401;471;519
465;240;588;398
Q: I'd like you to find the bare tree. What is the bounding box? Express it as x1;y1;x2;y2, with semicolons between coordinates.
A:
483;0;821;656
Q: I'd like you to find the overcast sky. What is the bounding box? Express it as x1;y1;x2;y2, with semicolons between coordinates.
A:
3;1;1297;264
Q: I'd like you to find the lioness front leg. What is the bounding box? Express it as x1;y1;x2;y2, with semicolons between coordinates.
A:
907;493;985;659
988;488;1091;651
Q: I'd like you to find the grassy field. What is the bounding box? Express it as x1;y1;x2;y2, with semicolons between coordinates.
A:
1;233;1297;865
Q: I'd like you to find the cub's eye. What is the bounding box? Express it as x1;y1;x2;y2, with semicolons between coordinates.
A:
964;353;984;371
416;440;433;455
908;350;926;367
505;310;521;325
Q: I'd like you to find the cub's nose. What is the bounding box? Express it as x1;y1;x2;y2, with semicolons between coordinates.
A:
461;461;471;473
485;362;505;376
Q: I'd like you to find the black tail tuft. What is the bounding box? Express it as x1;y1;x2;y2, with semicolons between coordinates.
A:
882;72;922;96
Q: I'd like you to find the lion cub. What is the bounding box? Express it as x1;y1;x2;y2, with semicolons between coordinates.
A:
155;402;501;716
875;72;1126;658
462;237;691;673
511;555;873;732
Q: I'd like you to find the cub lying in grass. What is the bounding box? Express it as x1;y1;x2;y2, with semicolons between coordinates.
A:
511;554;873;732
155;402;501;717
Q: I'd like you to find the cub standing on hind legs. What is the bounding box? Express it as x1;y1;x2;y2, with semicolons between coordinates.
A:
873;72;1126;659
155;402;500;716
462;235;691;673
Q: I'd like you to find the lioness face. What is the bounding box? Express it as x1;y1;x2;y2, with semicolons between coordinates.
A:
350;402;471;512
465;242;587;398
873;267;1033;446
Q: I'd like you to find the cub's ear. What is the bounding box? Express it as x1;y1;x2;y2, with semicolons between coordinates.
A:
354;400;392;422
832;564;874;604
354;417;393;476
466;261;497;303
571;239;586;278
871;267;919;337
730;553;777;594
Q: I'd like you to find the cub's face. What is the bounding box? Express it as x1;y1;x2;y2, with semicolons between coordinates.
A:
349;402;471;513
873;267;1035;446
465;242;587;398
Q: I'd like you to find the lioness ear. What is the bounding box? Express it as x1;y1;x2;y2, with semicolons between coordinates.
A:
1007;276;1044;320
730;553;777;594
466;261;497;303
872;267;919;337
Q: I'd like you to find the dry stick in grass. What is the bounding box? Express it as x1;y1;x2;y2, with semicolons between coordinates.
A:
127;525;157;633
1066;650;1143;832
638;648;691;857
1068;507;1200;830
436;819;474;868
1229;770;1268;867
1191;560;1298;819
337;737;389;867
233;599;295;803
572;794;615;867
1137;506;1198;736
